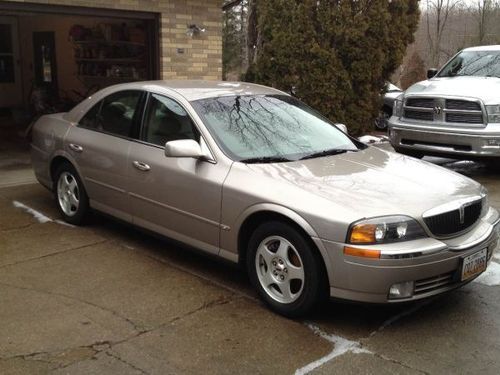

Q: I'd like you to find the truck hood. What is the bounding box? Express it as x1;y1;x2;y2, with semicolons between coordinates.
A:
246;146;482;221
406;76;500;105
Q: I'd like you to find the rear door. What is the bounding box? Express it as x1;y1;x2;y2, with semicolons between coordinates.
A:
127;92;230;254
65;89;145;221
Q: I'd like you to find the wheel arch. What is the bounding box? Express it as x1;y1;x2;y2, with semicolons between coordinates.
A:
49;152;87;192
236;204;333;285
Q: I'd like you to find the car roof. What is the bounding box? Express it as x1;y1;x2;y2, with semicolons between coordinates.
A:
65;80;288;123
462;45;500;52
103;80;287;101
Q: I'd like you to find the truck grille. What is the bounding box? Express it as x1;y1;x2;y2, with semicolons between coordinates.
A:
403;97;484;125
406;98;434;108
445;99;481;111
446;113;483;124
423;199;482;237
404;109;433;121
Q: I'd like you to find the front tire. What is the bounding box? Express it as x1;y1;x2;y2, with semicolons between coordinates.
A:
246;221;327;318
54;162;89;225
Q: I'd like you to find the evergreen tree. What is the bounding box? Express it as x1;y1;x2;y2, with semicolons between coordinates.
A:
245;0;420;135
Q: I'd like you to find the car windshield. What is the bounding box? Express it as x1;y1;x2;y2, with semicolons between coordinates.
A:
191;95;360;162
438;50;500;78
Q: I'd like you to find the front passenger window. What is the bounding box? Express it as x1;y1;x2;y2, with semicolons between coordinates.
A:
143;94;200;147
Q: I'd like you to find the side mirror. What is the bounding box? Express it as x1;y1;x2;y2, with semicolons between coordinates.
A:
427;68;438;79
336;123;348;134
165;139;204;159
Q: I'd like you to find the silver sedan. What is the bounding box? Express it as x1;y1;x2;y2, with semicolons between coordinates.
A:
31;81;500;317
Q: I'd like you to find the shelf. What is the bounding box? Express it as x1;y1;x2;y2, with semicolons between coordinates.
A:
73;40;146;47
78;75;143;81
76;58;144;63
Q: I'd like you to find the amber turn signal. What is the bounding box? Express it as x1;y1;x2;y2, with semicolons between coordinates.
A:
344;246;381;259
349;224;377;244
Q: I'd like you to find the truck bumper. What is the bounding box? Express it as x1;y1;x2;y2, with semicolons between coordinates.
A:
388;119;500;158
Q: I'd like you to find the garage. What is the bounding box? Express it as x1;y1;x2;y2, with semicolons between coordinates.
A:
0;2;159;148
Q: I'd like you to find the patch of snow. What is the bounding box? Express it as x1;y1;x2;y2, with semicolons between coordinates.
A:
358;135;389;144
12;200;75;227
55;219;76;228
295;323;371;375
474;260;500;286
12;200;52;223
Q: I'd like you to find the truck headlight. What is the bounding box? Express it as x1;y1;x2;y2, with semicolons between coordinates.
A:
393;98;404;117
486;105;500;123
347;215;427;245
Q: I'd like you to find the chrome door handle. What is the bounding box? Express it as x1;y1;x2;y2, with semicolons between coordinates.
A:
69;143;83;153
133;161;151;171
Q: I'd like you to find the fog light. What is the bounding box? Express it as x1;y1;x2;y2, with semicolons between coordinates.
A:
389;281;414;299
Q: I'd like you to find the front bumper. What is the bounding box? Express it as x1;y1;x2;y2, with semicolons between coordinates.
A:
388;118;500;157
323;214;500;303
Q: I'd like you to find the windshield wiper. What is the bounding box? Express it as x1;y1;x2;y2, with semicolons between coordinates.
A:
299;148;356;160
239;156;292;164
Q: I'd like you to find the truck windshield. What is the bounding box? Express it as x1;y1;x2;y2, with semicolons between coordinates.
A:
439;50;500;78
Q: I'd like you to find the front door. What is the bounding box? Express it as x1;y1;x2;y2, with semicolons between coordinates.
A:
128;93;230;254
0;16;22;109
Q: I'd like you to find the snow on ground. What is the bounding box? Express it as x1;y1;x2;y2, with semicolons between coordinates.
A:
295;323;371;375
358;134;389;144
475;259;500;287
12;200;75;227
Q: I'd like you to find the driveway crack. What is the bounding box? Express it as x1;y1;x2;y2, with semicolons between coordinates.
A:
0;281;142;332
0;239;109;270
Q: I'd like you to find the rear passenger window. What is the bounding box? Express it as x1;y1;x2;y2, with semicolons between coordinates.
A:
98;90;142;138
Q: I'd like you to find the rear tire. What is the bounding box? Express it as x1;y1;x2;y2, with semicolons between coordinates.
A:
246;221;327;318
54;162;89;225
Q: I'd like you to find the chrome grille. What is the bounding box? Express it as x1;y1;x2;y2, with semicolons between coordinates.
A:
414;272;455;295
402;97;484;125
446;113;483;124
404;109;433;121
424;199;482;237
406;98;434;108
445;99;481;111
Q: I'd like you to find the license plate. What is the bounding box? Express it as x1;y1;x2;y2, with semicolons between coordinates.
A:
461;248;488;281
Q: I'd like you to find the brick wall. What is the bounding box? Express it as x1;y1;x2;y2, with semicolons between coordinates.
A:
2;0;223;80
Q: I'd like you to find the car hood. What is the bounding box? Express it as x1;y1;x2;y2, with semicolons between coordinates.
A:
406;76;500;105
246;146;481;222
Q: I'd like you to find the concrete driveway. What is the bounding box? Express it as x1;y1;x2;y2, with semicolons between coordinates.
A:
1;156;499;374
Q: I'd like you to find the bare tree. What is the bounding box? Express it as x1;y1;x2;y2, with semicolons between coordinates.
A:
426;0;462;67
473;0;499;43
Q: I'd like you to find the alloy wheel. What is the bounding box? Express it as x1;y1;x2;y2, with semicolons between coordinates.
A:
255;235;305;304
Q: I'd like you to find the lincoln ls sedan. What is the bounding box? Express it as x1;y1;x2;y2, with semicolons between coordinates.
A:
31;81;500;317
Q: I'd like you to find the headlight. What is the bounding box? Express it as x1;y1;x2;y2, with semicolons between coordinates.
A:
393;97;404;117
486;105;500;123
347;215;427;245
